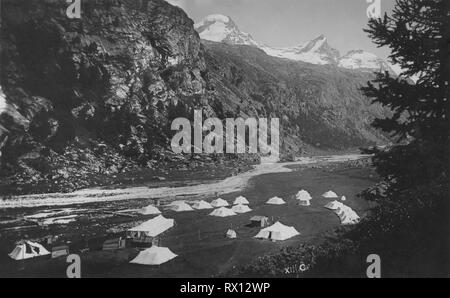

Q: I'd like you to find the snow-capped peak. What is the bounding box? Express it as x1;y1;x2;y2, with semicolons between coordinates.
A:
301;34;327;52
338;50;395;74
194;14;259;47
202;14;230;23
260;34;341;65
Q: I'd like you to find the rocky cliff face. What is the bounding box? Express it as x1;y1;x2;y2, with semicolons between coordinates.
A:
0;0;216;193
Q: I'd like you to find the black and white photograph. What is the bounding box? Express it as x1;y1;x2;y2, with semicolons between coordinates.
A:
0;0;448;281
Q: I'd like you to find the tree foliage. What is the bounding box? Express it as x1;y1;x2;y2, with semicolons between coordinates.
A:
361;0;449;203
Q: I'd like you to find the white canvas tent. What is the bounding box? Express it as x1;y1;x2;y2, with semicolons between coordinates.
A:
335;206;360;225
9;241;50;260
232;204;252;214
226;229;237;239
139;205;161;215
266;197;286;205
341;196;347;201
254;222;300;241
168;202;194;212
324;200;344;210
192;200;213;210
296;190;312;200
296;190;312;206
130;246;177;265
233;196;250;205
210;198;229;208
128;215;174;238
322;191;339;198
209;207;236;217
295;190;312;207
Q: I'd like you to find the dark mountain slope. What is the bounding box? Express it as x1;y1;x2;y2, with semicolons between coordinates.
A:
203;41;389;152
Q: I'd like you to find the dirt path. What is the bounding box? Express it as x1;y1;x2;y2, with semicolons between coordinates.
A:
0;155;370;209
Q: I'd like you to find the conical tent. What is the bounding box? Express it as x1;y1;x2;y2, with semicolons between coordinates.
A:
233;196;250;205
322;191;339;198
140;205;161;215
130;246;177;265
209;207;236;217
9;241;50;260
210;198;229;208
335;205;360;225
254;222;300;241
192;200;213;210
168;202;194;212
266;197;286;205
296;190;312;201
232;204;252;214
324;200;344;210
226;229;237;239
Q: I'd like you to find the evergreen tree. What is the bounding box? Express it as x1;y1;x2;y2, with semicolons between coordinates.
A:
359;0;449;276
362;0;449;203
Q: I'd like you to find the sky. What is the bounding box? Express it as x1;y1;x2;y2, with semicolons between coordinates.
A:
166;0;397;61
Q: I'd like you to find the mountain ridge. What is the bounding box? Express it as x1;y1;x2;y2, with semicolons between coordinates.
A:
195;14;396;74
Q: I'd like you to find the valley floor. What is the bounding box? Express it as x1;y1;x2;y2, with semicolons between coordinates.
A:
0;154;378;278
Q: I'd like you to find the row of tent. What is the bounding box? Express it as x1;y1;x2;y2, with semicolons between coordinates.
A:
209;204;253;217
140;190;342;216
138;196;251;215
138;189;351;221
138;189;344;216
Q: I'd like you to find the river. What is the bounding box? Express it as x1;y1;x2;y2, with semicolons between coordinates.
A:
0;154;371;209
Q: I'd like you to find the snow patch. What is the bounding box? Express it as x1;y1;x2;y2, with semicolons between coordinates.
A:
261;45;333;65
0;87;7;114
197;20;230;42
195;14;259;46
